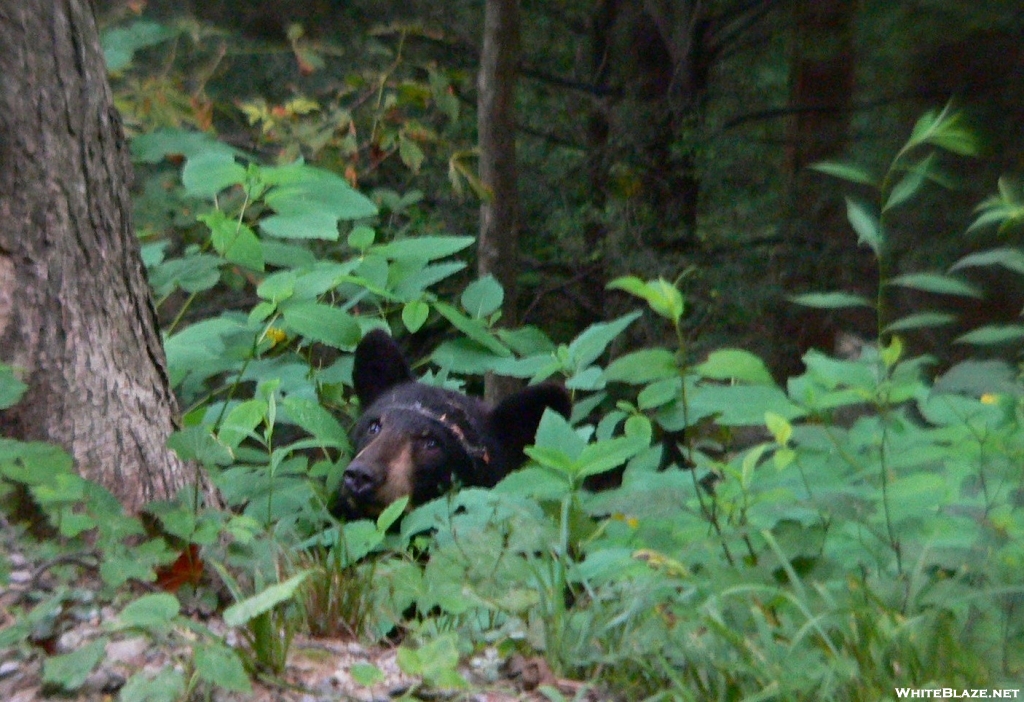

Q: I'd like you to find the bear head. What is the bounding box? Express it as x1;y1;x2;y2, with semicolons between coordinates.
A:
334;329;571;519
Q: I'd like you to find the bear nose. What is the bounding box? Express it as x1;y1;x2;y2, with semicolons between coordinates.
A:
342;462;380;500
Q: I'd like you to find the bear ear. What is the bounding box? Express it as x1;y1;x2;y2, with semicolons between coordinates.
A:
489;384;572;460
353;329;414;407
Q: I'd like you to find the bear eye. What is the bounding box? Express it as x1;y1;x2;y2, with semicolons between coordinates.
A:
366;419;381;436
417;434;440;451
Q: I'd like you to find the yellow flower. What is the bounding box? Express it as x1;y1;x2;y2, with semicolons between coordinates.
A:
265;327;287;346
980;393;999;405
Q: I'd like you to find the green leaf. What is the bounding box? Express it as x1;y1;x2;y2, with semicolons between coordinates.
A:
532;409;586;463
694;348;774;385
398;133;425;173
887;272;981;297
280;397;347;445
607;277;684;322
167;426;233;467
282;302;361;349
376;496;409;533
883;312;956;333
114;593;180;630
0;365;27;409
433;301;510;356
603;348;678;384
809;161;877;187
42;638;108;691
262;164;378;220
461;275;504;318
182;153;246;198
260;211;340;240
194;642;252;693
371;235;475;261
578;435;649;478
402;299;430;333
351;663;386;687
567;311;642;369
348;225;376;250
131;129;239;164
789;292;872;309
950;247;1024;276
955;324;1024;346
119;668;186;702
884;160;930;211
218;399;268;448
102;21;175;71
845;198;881;255
223;571;312;627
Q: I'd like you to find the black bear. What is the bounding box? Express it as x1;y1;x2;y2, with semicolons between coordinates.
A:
335;329;572;519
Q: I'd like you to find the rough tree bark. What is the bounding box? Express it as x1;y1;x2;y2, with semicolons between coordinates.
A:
478;0;523;403
0;0;197;513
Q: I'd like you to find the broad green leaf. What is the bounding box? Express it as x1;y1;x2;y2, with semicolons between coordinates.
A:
532;409;586;463
348;225;375;250
607;277;684;322
372;235;475;261
262;165;377;220
887;272;981;297
166;426;233;467
131;129;239;164
119;668;186;702
42;638;108;691
461;275;504;318
809;161;877;187
194;643;251;693
845;198;881;255
218;399;267;448
567;311;642;369
578;435;649;478
603;348;678;384
281;302;361;349
955;324;1024;346
113;593;180;630
223;571;312;627
637;377;682;409
182;153;245;198
789;292;872;309
260;210;340;240
0;365;27;409
102;21;175;71
402;299;430;333
433;301;510;356
280;396;347;445
694;348;774;385
149;254;222;296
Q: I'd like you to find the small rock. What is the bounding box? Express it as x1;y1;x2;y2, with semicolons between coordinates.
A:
106;637;149;665
0;660;20;679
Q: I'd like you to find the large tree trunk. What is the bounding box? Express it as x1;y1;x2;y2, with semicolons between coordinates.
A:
0;0;196;513
477;0;522;403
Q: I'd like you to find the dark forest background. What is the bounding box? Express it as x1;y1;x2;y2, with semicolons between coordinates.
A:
98;0;1024;374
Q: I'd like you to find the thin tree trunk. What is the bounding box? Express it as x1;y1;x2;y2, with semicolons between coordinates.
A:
0;0;198;513
478;0;522;403
772;0;861;377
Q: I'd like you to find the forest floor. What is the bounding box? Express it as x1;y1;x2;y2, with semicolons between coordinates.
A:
1;528;612;702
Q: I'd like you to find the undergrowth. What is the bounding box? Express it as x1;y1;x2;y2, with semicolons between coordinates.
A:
2;82;1024;702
